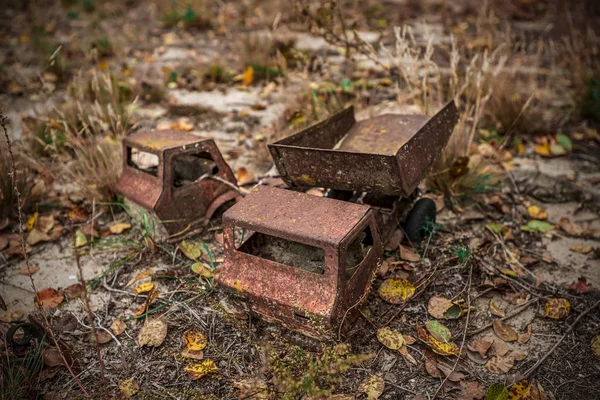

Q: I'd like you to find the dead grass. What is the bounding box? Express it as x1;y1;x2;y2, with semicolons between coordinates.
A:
0;137;34;226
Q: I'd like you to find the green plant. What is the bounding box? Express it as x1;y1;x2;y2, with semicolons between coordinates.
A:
267;342;373;399
1;343;44;400
158;1;211;29
451;245;472;270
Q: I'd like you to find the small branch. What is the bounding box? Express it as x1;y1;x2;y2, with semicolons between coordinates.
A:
468;298;538;337
1;111;89;398
524;299;600;379
433;267;473;399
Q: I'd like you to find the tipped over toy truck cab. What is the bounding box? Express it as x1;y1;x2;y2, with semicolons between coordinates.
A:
116;130;240;240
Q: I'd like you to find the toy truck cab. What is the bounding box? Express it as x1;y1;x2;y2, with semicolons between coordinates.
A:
116;130;240;240
216;185;383;338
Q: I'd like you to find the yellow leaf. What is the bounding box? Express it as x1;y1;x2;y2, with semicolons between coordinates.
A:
191;263;213;278
378;279;415;304
26;212;38;231
179;240;203;261
533;142;550;157
110;319;126;336
358;375;384;400
171;120;194;132
428;335;459;356
527;205;547;220
242;66;254;86
184;329;207;351
110;222;131;234
184;360;217;380
74;230;88;248
119;377;139;398
134;282;155;294
569;244;592;254
19;35;30;43
592;335;600;358
508;380;547;399
98;60;109;71
489;300;506;317
544;298;570;320
376;327;404;350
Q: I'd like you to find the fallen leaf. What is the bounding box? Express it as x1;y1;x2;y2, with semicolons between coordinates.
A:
425;355;443;378
171;120;194;131
110;319;126;336
527;205;547;220
0;309;24;323
74;230;88;248
137;319;167;347
493;320;518;342
185;360;217;380
569;244;592;254
191;262;213;278
550;144;566;156
109;222;131;234
94;330;113;344
399;244;420;262
484;383;508;400
508;380;547;400
37;215;55;233
544;298;570;319
184;329;207;351
80;224;99;238
456;381;486;400
179;240;203;261
398;345;417;365
27;229;52;245
181;348;204;360
521;220;553;233
403;335;416;345
358;375;384;400
468;337;493;357
126;269;154;287
569;277;593;294
556;133;572;149
26;212;38;231
426;320;452;343
233;378;269;400
378;279;415;304
236;167;255;185
489;300;506;318
384;229;404;251
533;142;550;157
42;348;66;367
68;206;89;223
242;66;254;86
559;217;583;236
19;264;40;275
63;283;85;299
428;296;454;319
491;336;509;357
517;324;532;344
436;360;466;381
512;351;528;361
35;288;64;309
134;282;155;294
376;327;404;350
428;335;460;356
486;355;514;374
119;377;139;398
592;335;600;358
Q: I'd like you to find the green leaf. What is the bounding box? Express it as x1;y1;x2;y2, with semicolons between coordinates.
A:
521;220;553;233
179;240;203;261
485;383;508;400
486;223;505;234
425;320;452;343
443;304;462;319
556;133;572;150
340;78;353;92
74;230;88;248
549;144;566;156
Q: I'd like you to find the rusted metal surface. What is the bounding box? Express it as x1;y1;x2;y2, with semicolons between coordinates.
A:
269;101;459;197
216;185;382;338
116;130;240;239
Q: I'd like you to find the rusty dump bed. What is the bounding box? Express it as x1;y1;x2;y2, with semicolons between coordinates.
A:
268;101;459;197
223;185;371;247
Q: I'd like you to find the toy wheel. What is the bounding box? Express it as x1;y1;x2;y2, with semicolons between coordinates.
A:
404;198;436;244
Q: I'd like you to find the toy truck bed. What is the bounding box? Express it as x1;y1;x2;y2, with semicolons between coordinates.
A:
268;101;458;197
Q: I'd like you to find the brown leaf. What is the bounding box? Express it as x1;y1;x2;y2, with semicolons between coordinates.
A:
436;360;466;381
403;335;417;345
559;217;583;236
428;296;454;319
0;235;8;251
455;381;486;400
109;318;126;336
0;309;24;323
468;337;493;357
236;167;255;186
425;351;443;378
398;345;417;365
486;355;515;374
35;288;64;309
80;224;100;238
27;229;52;245
518;324;532;344
490;336;510;357
493;319;518;342
466;349;488;365
399;244;420;262
126;269;154;287
42;348;66;367
384;229;404;251
137;319;167;347
181;348;204;361
569;277;592;294
94;330;113;344
68;206;89;223
489;300;506;317
63;283;85;299
37;215;55;233
19;264;40;275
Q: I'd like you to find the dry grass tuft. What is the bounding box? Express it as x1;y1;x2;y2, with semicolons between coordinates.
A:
1;139;34;226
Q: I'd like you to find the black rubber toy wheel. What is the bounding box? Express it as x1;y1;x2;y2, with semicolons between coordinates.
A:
404;198;437;244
